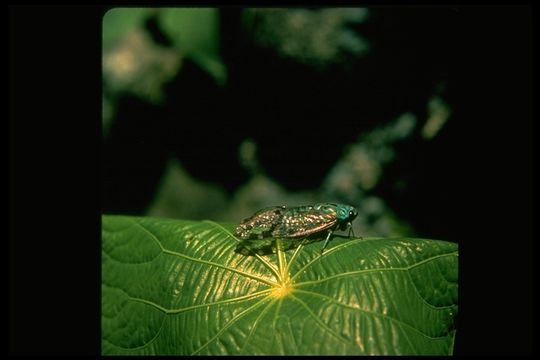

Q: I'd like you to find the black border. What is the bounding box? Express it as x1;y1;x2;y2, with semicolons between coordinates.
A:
8;5;103;356
8;4;534;356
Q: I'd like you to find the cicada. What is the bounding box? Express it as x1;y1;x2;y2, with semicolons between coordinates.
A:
234;203;358;255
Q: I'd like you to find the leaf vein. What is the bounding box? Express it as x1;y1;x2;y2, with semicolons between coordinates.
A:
294;289;452;340
405;271;457;310
240;298;277;354
131;289;273;315
102;248;161;265
290;294;353;348
132;219;277;286
102;316;166;352
290;237;383;281
272;298;286;355
191;296;271;355
294;252;458;287
102;283;272;315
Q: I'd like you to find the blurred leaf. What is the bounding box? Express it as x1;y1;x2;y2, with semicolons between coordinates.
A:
102;215;458;355
160;8;218;58
102;28;182;103
102;8;150;51
160;8;226;84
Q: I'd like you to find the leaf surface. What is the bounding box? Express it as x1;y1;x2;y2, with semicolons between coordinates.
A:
102;215;458;355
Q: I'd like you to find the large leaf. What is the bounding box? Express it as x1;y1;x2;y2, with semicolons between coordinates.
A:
102;215;458;355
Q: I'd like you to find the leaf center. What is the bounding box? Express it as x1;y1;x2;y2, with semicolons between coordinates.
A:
271;282;293;298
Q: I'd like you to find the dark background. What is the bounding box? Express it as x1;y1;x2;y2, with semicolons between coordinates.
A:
9;5;533;356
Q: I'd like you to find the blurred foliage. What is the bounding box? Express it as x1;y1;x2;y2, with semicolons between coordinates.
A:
103;7;456;240
102;28;182;103
242;8;370;69
160;8;226;84
103;8;224;82
102;8;150;52
422;95;451;140
102;8;225;136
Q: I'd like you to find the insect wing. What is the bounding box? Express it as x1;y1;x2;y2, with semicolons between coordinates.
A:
234;206;285;240
272;207;338;238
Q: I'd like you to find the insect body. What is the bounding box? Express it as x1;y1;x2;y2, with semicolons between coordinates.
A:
235;203;358;254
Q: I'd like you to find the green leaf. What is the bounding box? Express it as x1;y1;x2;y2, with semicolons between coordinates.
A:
102;215;458;355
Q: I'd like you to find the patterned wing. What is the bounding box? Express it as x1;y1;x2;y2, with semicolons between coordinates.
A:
234;206;286;240
271;206;338;238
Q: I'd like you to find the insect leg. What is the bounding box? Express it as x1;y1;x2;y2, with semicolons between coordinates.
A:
347;222;362;239
321;230;333;254
347;222;355;237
